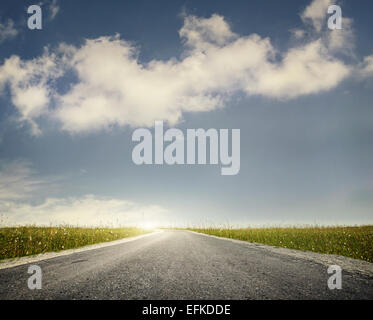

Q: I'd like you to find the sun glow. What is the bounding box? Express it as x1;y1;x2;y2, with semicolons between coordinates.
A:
140;222;157;230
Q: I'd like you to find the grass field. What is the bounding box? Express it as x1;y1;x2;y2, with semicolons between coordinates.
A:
189;226;373;263
0;226;150;261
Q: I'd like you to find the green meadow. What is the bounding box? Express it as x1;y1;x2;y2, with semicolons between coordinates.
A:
0;226;150;261
189;226;373;263
2;225;372;263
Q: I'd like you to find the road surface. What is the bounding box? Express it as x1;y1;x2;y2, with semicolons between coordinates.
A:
0;230;372;299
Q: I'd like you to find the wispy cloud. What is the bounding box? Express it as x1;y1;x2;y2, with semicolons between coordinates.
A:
358;55;373;78
0;160;169;227
38;0;60;21
0;160;45;200
49;0;60;20
0;18;18;44
0;195;169;227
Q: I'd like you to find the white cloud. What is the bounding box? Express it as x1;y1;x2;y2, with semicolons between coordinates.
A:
49;25;351;132
179;14;237;51
0;50;64;135
0;1;371;134
0;18;18;44
0;195;168;227
301;0;333;32
300;0;354;55
248;39;350;98
358;55;373;78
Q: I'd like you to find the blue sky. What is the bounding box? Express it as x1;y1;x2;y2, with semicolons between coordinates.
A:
0;0;373;227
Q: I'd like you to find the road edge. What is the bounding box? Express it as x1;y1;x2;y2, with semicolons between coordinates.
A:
186;230;373;277
0;230;163;270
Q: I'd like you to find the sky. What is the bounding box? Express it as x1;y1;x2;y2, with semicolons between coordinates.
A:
0;0;373;227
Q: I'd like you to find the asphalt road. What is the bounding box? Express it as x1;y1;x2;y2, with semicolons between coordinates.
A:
0;230;372;300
